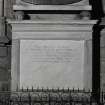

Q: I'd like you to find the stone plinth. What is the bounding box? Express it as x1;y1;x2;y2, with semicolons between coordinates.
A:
8;19;97;91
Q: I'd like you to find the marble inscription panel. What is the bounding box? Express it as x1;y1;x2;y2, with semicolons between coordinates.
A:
20;40;85;89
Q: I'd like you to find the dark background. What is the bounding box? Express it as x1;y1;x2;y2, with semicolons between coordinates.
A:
90;0;104;19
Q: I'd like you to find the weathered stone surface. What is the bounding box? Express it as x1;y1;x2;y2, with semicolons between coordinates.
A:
20;40;85;89
100;28;105;91
8;20;96;90
100;47;105;58
22;0;82;5
0;46;11;90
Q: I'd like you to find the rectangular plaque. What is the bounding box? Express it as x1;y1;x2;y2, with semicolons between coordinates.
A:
20;40;85;89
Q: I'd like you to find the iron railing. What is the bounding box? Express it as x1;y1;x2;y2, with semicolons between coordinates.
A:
0;88;104;105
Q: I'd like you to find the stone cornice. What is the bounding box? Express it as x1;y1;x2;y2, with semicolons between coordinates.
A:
13;5;91;11
8;20;97;24
7;20;97;33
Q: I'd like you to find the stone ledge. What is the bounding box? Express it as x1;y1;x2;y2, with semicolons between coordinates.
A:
13;5;91;11
8;19;97;24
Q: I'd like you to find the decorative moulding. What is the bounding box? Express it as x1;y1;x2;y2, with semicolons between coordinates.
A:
14;0;91;10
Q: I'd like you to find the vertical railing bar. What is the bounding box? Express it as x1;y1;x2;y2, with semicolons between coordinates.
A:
28;92;31;105
69;90;72;105
90;91;92;105
102;91;104;105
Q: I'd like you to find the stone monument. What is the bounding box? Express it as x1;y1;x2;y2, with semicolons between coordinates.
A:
8;0;97;91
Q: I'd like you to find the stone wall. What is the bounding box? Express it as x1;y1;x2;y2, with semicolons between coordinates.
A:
0;0;12;90
101;29;105;91
0;0;105;91
0;46;11;90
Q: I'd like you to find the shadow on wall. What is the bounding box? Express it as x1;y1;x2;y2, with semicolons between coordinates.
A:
0;46;11;91
89;0;104;19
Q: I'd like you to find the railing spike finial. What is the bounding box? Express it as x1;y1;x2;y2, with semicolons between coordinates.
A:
83;88;85;92
27;87;29;92
45;87;47;92
47;87;49;91
88;89;90;92
73;87;74;92
16;85;19;91
22;86;24;92
36;86;38;92
62;87;64;92
68;87;70;92
32;86;34;92
58;87;59;92
78;88;79;92
52;88;54;92
42;87;44;92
